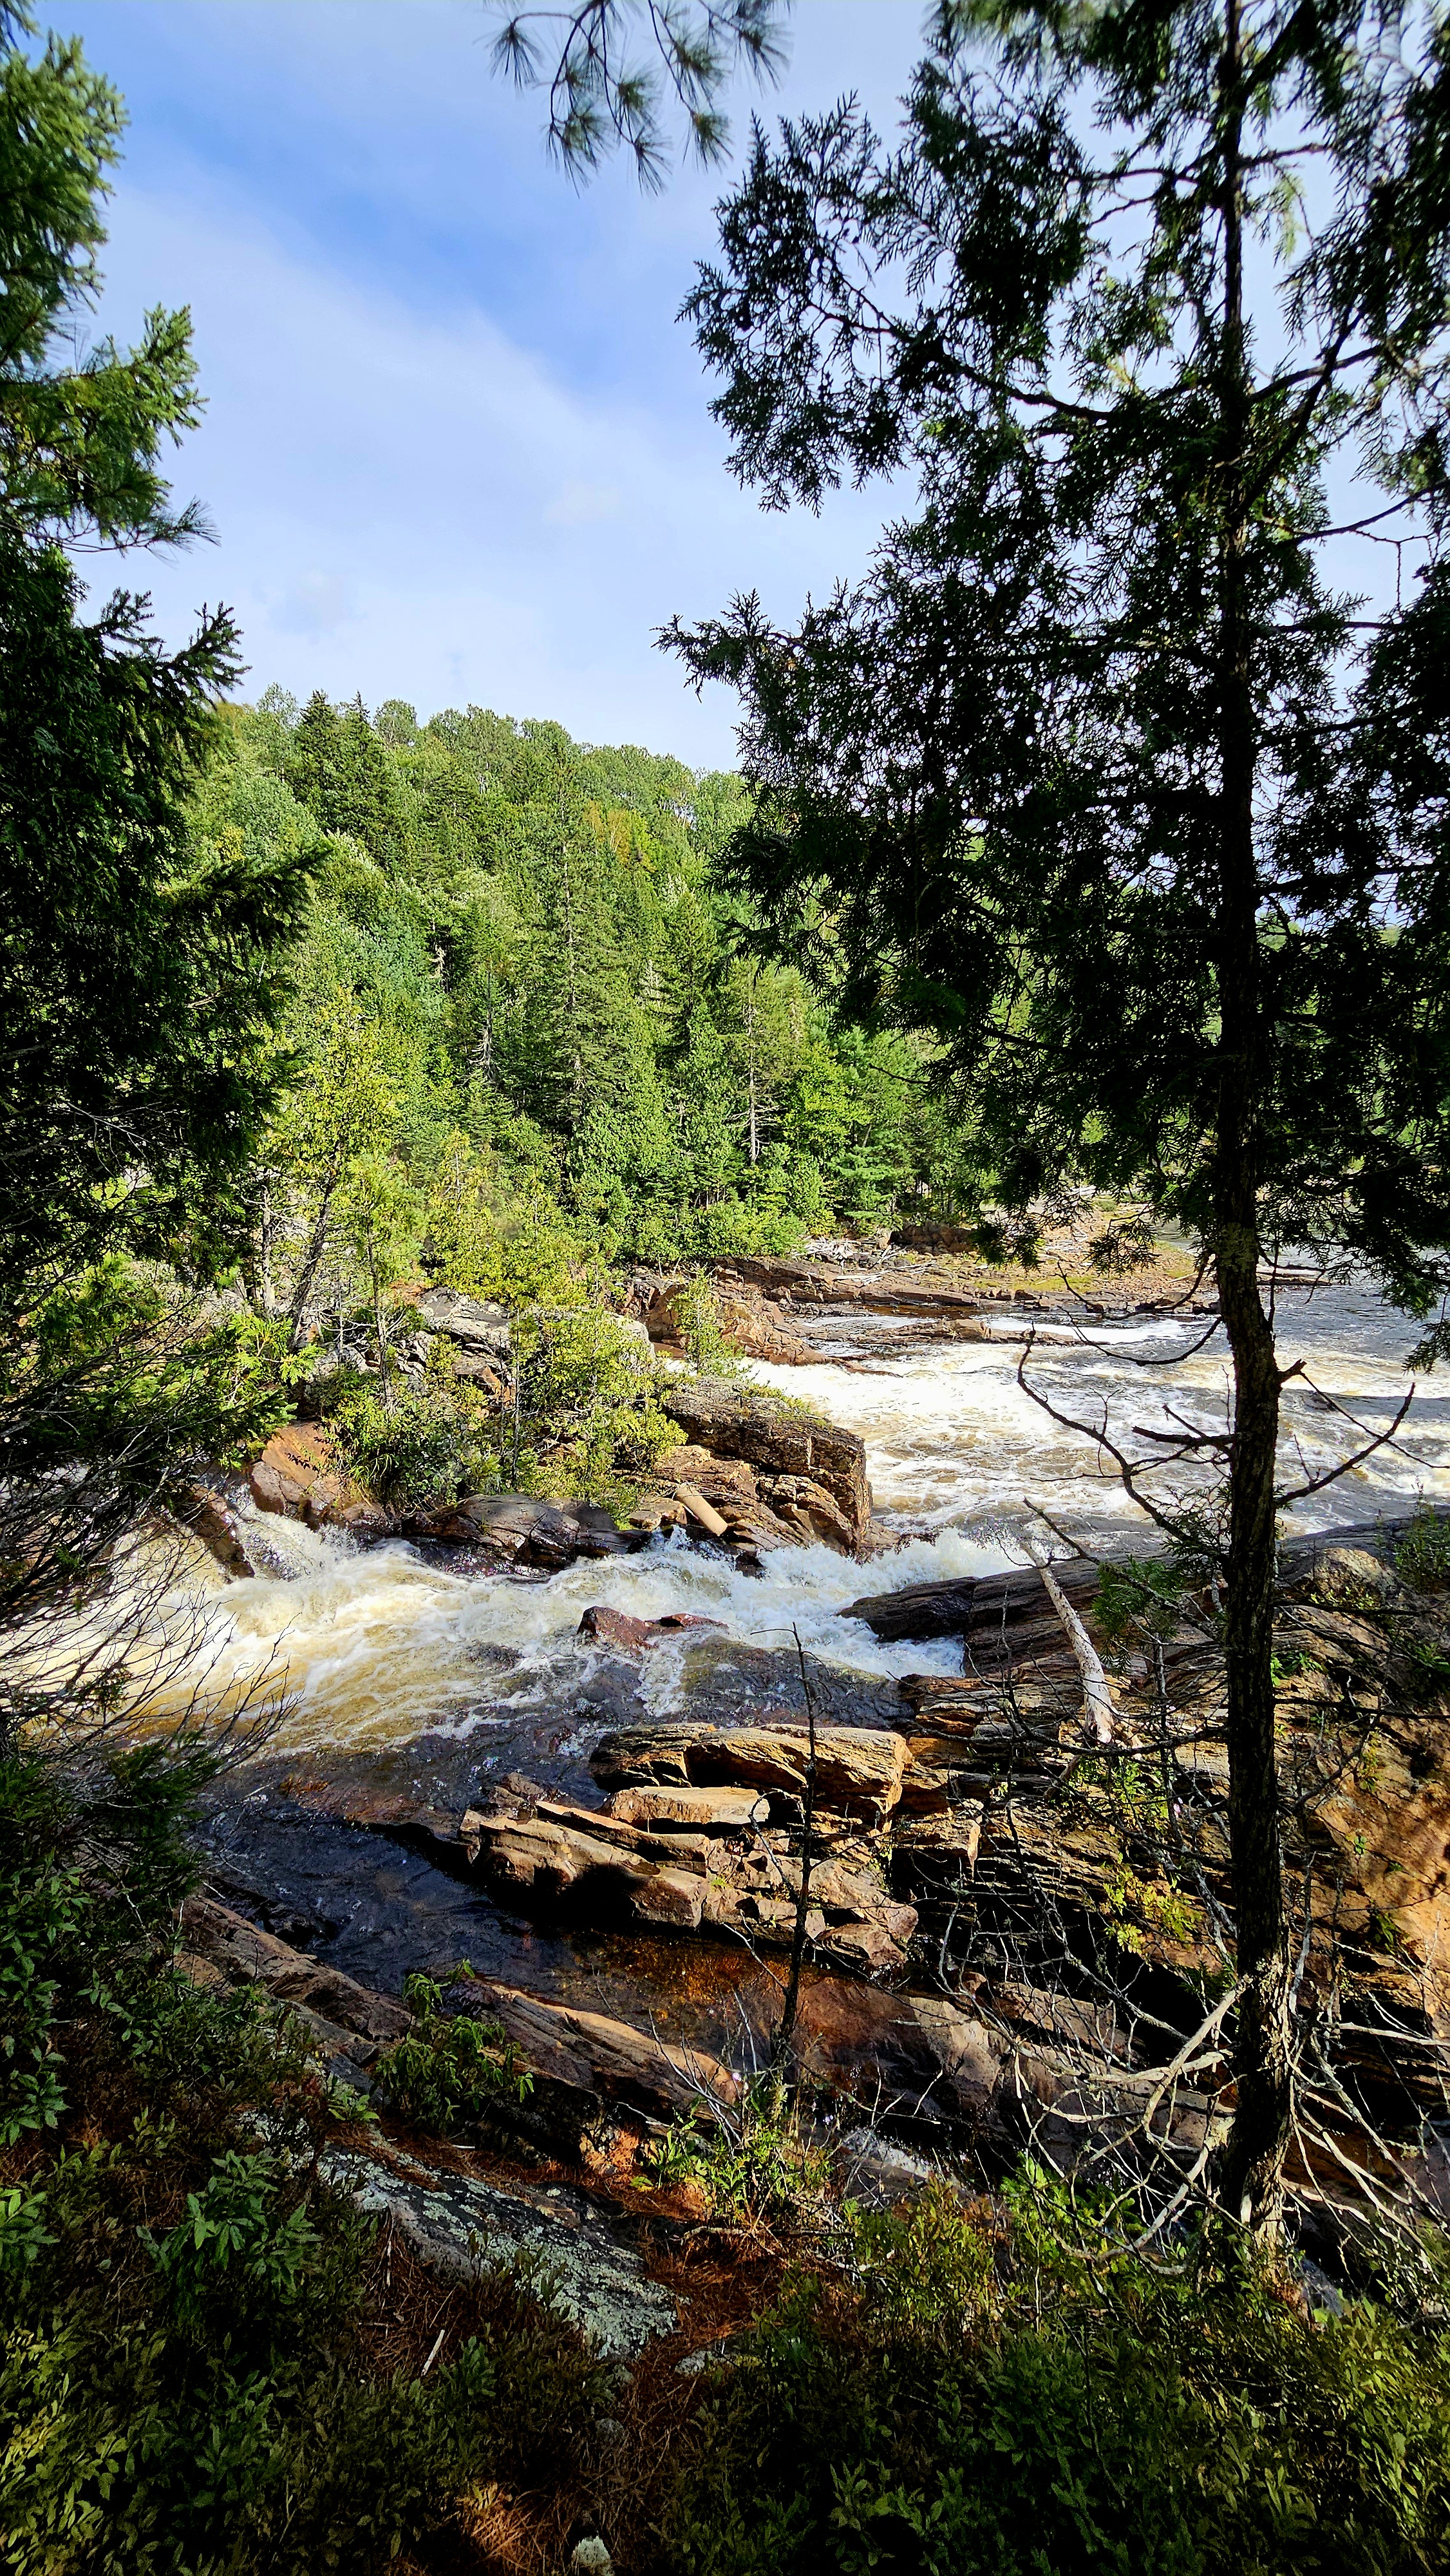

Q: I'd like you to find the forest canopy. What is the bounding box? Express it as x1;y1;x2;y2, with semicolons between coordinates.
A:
202;683;966;1332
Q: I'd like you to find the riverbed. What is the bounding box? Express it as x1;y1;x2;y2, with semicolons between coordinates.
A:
180;1282;1446;2036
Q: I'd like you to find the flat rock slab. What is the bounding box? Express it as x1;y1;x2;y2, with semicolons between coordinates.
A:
182;1893;737;2161
589;1719;907;1826
326;2147;677;2358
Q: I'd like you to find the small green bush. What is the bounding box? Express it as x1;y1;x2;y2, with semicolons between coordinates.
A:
326;1371;493;1508
372;1968;533;2133
1395;1505;1450;1594
648;2081;834;2228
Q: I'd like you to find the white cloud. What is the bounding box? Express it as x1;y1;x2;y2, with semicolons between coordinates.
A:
87;175;888;762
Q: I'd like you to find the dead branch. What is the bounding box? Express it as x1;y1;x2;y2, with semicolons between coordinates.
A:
1022;1508;1115;1744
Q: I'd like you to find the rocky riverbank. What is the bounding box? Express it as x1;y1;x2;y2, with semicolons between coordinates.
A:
191;1513;1450;2267
180;1364;892;1577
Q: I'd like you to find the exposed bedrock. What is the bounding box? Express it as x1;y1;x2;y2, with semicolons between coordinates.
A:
653;1378;876;1557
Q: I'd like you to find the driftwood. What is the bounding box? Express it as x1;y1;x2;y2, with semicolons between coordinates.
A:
1023;1530;1115;1745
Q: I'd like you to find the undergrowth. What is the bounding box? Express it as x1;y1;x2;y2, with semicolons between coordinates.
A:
657;2175;1450;2576
372;1967;533;2133
8;1738;1450;2576
0;1745;595;2575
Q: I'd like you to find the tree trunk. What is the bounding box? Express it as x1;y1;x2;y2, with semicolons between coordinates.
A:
1216;1247;1290;2233
372;1249;394;1414
258;1177;276;1319
768;1631;818;2106
1212;0;1291;2235
287;1172;337;1353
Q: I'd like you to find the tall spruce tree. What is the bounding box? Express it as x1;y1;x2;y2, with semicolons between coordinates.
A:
668;0;1450;2228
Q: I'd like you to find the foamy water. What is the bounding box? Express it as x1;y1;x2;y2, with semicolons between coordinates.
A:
153;1283;1448;1756
753;1282;1447;1533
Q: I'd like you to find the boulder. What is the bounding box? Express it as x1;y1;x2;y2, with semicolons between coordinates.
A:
641;1276;815;1367
713;1253;984;1323
245;1423;381;1531
457;1798;916;1975
658;1379;873;1553
590;1718;907;1828
416;1285;511;1354
433;1493;641;1566
576;1605;727;1654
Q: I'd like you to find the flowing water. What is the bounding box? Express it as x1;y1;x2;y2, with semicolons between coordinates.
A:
173;1282;1448;2023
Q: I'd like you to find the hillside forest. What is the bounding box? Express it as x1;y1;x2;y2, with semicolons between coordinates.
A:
211;683;949;1296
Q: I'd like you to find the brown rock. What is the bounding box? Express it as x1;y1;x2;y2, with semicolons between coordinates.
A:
843;1559;1099;1647
439;1493;638;1566
576;1605;728;1653
713;1253;983;1323
590;1719;907;1828
578;1604;656;1653
758;1473;855;1552
641;1277;814;1367
250;1458;307;1516
180;1895;411;2045
247;1423;381;1530
607;1784;769;1833
180;1893;736;2160
175;1484;256;1578
658;1379;873;1555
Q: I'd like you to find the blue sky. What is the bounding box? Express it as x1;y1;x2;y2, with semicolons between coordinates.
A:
59;1;927;768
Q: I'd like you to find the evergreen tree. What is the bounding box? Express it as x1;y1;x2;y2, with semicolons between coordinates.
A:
285;692;407;870
670;0;1450;2226
0;10;312;1300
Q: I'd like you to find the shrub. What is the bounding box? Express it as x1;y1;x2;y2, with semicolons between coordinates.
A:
0;1749;594;2574
659;2189;1450;2576
648;2081;834;2230
1395;1504;1450;1594
328;1372;493;1508
372;1969;532;2133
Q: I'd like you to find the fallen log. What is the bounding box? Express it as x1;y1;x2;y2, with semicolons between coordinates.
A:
843;1510;1450;1647
843;1561;1099;1647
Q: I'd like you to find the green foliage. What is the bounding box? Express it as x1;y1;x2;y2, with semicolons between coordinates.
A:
327;1372;492;1510
372;1969;532;2133
210;687;943;1343
1394;1507;1450;1596
663;2188;1450;2576
675;1269;746;1381
511;1303;674;1497
487;0;790;188
0;20;314;1303
648;2081;834;2228
0;1745;595;2574
0;1259;294;1651
1094;1556;1191;1646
